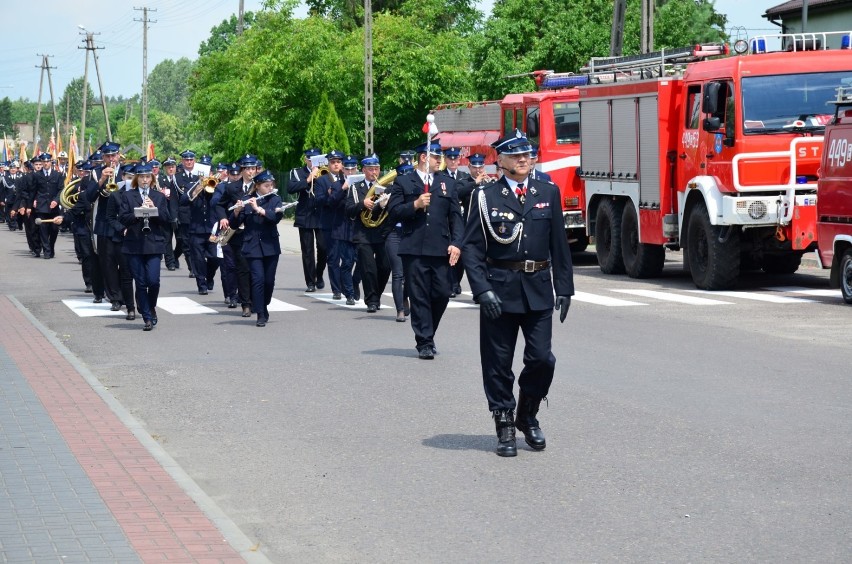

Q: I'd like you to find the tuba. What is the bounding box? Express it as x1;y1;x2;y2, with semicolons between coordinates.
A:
59;177;83;209
359;170;397;228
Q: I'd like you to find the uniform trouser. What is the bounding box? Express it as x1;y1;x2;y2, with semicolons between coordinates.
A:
451;261;465;290
329;238;356;298
87;234;105;299
0;204;5;222
36;213;59;256
24;213;41;254
108;239;135;309
298;227;327;286
385;228;407;312
248;255;279;320
322;229;339;293
126;254;161;322
7;210;18;230
73;231;83;261
220;244;238;300
402;255;451;351
357;241;391;307
162;223;177;268
189;233;221;291
228;231;252;307
74;232;97;289
480;308;556;412
176;223;192;273
97;235;121;303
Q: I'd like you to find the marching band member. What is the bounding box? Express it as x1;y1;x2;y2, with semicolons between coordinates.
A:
17;160;42;257
228;170;282;327
387;141;464;359
118;162;170;331
287;148;327;293
214;154;259;317
4;161;23;231
443;147;471;296
160;157;185;271
181;168;220;295
176;149;199;277
211;162;242;308
84;142;124;307
346;155;391;312
461;130;573;457
314;150;350;300
106;165;137;318
385;163;413;322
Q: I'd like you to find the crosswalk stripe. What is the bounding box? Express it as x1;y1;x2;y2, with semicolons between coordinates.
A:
156;297;218;315
381;292;477;309
62;299;126;317
312;292;362;308
690;290;815;304
613;289;733;305
765;286;842;298
268;298;306;312
572;291;646;307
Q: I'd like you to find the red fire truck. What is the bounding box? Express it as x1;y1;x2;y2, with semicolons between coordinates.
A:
817;86;852;304
578;33;852;289
432;76;587;251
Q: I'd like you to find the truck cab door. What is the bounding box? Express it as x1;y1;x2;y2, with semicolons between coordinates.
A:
676;83;704;189
700;80;736;185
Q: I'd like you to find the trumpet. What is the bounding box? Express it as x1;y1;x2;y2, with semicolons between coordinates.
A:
100;169;119;197
359;170;396;228
188;176;217;201
227;189;278;211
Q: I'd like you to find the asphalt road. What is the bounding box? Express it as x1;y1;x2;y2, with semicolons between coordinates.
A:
2;222;850;563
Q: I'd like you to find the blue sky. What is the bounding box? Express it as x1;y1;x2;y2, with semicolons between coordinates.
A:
3;1;782;105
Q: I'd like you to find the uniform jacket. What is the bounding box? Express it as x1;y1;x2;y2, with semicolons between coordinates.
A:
462;176;573;313
229;193;283;258
180;188;217;235
15;173;34;211
84;166;121;236
345;179;392;245
287;165;323;229
31;169;64;214
3;173;22;208
313;173;345;233
530;169;552;183
214;179;254;223
175;169;199;225
118;188;171;255
318;174;355;241
387;170;464;257
61;182;93;237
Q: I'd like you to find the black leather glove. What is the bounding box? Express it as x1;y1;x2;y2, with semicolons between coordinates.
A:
555;295;571;323
477;290;502;320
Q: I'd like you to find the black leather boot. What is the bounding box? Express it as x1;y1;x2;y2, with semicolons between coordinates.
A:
493;409;517;457
515;391;546;450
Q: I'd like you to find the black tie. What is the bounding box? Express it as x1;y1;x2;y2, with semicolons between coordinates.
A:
516;184;526;205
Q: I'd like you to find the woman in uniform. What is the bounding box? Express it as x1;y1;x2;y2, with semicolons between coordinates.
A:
118;162;171;331
229;170;282;327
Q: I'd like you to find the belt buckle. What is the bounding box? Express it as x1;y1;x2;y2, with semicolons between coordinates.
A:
524;260;535;273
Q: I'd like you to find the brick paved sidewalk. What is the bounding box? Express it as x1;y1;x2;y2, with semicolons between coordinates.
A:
0;295;268;563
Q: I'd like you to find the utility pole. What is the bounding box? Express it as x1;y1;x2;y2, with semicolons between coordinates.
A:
610;0;627;57
640;0;654;54
78;30;112;144
65;94;70;141
237;0;245;35
364;0;374;155
33;56;47;147
45;57;60;135
134;6;157;150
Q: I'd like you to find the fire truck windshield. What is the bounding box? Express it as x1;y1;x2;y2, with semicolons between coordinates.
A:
554;102;580;144
742;71;852;134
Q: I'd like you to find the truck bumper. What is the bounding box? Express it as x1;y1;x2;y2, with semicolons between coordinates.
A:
563;211;585;230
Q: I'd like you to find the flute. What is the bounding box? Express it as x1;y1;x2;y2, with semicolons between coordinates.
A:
227;189;279;211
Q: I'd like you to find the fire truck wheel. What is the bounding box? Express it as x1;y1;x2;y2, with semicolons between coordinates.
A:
761;253;802;275
569;235;589;254
621;204;665;278
686;203;740;290
595;199;626;274
840;250;852;305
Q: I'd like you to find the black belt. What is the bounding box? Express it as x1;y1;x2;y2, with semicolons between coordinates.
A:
486;258;550;272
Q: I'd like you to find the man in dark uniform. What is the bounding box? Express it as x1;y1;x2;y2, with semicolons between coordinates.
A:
387;141;463;360
84;142;125;308
3;161;23;231
16;160;42;256
62;161;101;295
287;148;327;292
211;162;241;307
176;149;199;276
159;157;184;271
314;150;349;300
32;153;65;258
181;170;220;295
214;154;259;317
443;147;472;296
529;145;553;183
462;130;574;457
346;155;392;311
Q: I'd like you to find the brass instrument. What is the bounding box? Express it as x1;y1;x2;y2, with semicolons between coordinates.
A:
188;176;217;201
209;227;236;246
359;170;397;228
100;169;119;197
59;177;83;209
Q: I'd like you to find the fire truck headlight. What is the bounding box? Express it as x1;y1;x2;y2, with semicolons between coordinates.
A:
748;200;767;220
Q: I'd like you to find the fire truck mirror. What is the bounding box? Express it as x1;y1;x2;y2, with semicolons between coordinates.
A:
703;116;722;132
526;114;539;138
702;82;721;115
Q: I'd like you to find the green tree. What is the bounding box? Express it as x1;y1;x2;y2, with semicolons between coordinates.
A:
149;110;185;158
304;94;332;150
0;97;14;135
198;12;259;56
147;58;195;116
322;98;350;153
56;78;96;127
115;116;142;147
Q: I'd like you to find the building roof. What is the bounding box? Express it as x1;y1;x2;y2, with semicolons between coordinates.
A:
765;0;852;18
